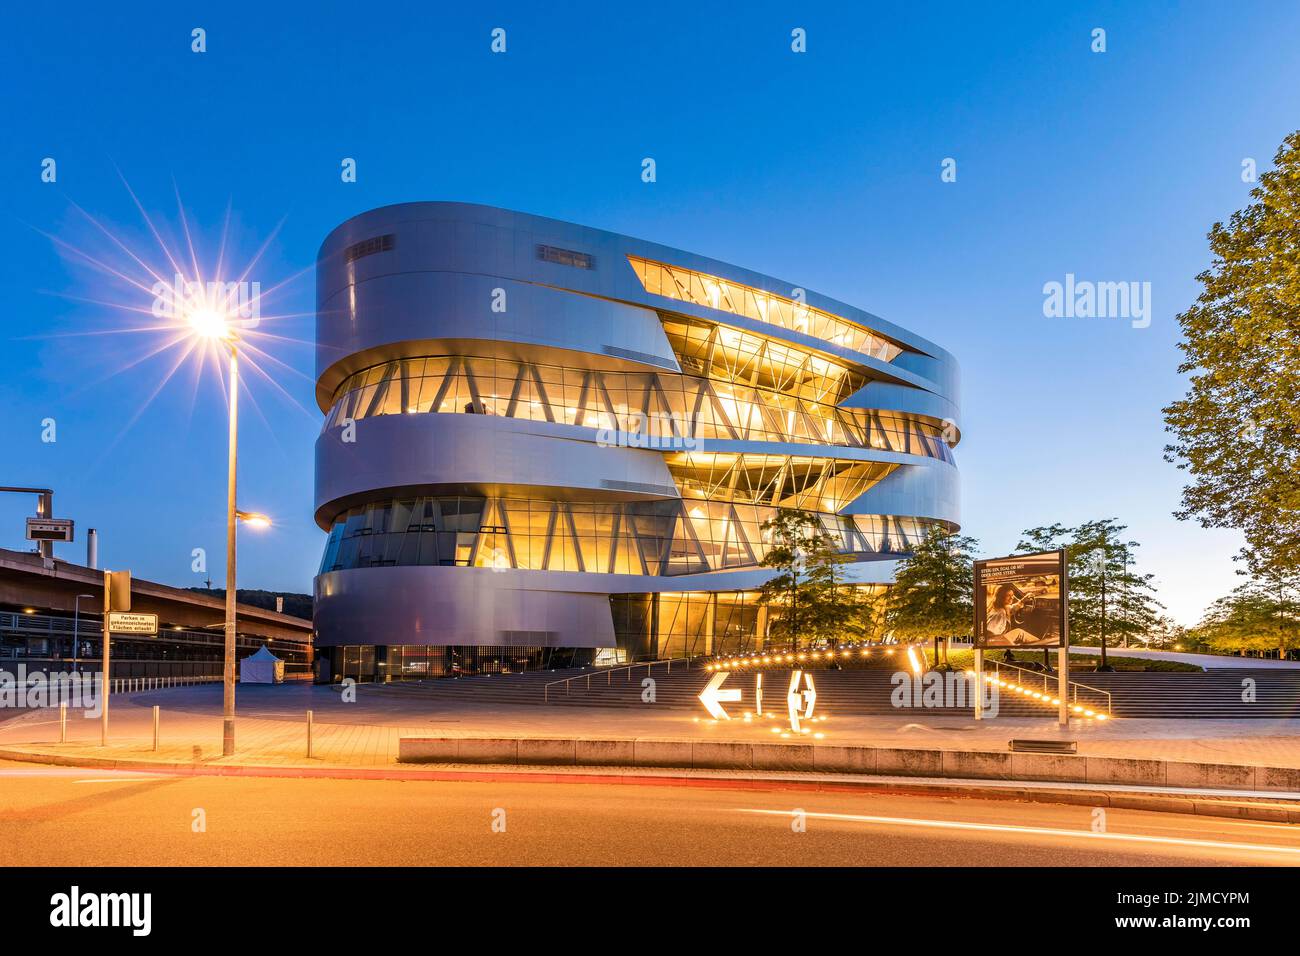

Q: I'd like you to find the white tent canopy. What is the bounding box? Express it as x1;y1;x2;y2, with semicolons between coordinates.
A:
240;644;285;684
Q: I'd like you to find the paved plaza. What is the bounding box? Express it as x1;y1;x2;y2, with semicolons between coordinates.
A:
4;680;1300;773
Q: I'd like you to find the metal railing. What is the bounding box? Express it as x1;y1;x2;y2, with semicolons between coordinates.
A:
543;658;693;702
30;674;223;706
981;656;1112;716
107;675;223;694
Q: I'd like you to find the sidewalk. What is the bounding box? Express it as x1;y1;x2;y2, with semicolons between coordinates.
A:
1069;646;1300;670
5;681;1300;774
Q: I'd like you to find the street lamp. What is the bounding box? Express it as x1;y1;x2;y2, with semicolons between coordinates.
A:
186;305;271;756
226;509;273;750
236;510;272;529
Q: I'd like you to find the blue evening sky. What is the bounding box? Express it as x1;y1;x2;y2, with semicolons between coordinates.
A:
2;2;1297;625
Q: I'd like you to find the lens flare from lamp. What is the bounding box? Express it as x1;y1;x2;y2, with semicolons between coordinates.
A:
236;510;272;529
187;303;231;340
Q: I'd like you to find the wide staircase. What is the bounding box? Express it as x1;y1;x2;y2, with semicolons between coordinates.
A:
1050;670;1300;718
370;664;1300;718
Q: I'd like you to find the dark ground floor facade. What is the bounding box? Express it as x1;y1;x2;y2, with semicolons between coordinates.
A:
315;586;886;682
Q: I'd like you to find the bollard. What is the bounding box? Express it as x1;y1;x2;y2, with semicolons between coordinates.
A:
306;710;314;759
59;703;67;744
152;705;160;751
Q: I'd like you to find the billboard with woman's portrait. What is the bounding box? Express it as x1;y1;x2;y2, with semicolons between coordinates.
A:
973;550;1068;648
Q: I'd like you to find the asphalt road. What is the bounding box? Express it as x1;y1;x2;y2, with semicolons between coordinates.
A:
1;759;1298;866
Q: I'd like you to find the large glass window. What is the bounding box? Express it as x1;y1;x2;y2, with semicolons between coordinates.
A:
323;355;955;464
319;495;944;576
605;586;886;661
627;255;905;362
665;452;896;512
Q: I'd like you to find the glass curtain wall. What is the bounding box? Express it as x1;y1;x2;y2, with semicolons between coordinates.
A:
320;495;942;576
323;354;955;463
627;255;905;362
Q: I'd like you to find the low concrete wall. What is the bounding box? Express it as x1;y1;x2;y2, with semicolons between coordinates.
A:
396;734;1300;794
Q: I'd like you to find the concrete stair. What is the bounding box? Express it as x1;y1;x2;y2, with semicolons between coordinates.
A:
368;666;1300;719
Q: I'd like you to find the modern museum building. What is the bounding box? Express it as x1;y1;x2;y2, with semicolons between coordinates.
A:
312;203;960;681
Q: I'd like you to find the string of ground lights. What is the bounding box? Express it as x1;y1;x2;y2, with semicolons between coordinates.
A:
705;641;919;670
700;642;1108;727
978;672;1108;721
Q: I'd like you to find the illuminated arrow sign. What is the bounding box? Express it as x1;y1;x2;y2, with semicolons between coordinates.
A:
787;670;817;732
699;671;742;720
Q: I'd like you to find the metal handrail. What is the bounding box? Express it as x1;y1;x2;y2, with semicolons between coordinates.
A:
108;675;224;694
982;655;1113;716
542;658;693;702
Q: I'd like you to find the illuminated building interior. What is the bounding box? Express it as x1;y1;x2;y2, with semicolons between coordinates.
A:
323;355;954;463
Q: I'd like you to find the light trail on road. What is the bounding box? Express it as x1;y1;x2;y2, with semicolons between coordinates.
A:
733;807;1300;858
1;758;1297;866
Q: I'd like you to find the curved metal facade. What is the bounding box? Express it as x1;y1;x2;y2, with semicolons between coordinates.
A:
313;203;960;673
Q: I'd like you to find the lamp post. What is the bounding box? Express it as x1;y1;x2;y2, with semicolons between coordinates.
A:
227;505;271;752
72;593;94;672
185;304;271;757
223;337;238;756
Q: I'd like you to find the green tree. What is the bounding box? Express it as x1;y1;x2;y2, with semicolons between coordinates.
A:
1142;616;1188;651
757;509;856;650
844;587;889;644
885;526;978;668
1016;519;1164;669
1194;575;1300;659
1163;130;1300;580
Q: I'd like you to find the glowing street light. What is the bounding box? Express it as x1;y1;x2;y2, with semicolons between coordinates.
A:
44;187;309;754
185;299;265;756
186;303;231;341
236;510;272;530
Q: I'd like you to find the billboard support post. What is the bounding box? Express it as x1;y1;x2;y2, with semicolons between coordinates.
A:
973;648;983;720
1059;554;1070;727
1057;646;1068;727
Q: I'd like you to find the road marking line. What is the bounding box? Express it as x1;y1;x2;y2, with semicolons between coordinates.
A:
733;808;1300;856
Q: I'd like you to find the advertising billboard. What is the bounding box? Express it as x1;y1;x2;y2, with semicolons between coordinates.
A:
973;549;1068;649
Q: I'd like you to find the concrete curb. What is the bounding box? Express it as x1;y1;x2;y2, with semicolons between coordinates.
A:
395;734;1300;794
2;745;1298;824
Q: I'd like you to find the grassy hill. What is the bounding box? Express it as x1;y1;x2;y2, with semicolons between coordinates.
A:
186;588;312;621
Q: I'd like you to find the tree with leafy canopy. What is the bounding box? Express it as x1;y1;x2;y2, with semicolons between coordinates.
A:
1141;616;1188;652
1016;519;1164;670
885;526;978;669
844;587;890;644
757;509;857;650
1193;575;1300;659
1163;130;1300;581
